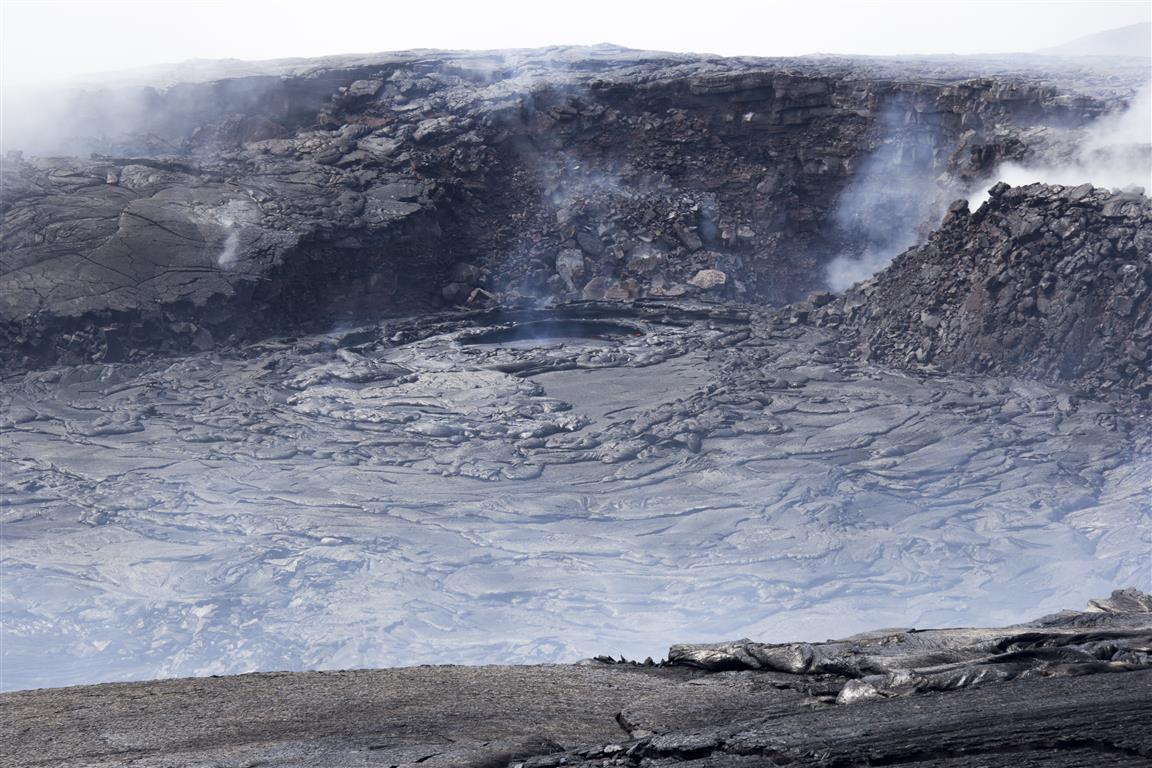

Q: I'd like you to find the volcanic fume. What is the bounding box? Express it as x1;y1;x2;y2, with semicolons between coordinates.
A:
1;42;1150;768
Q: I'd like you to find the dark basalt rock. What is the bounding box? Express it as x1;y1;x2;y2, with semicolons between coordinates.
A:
2;46;1144;367
668;586;1152;704
1;591;1148;767
830;183;1152;400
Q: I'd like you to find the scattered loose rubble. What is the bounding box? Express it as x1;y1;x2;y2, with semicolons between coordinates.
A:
2;47;1145;366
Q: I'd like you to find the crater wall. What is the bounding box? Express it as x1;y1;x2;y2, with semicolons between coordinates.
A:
1;47;1144;365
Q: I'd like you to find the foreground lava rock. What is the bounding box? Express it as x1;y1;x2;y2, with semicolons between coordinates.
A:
830;183;1152;399
2;591;1149;767
668;587;1152;703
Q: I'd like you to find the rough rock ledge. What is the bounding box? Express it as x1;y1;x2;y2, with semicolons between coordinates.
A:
3;590;1149;767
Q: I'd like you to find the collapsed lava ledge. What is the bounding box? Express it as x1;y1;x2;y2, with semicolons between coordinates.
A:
2;590;1149;767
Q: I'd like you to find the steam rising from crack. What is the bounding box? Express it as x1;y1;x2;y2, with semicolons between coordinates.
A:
217;224;241;268
973;84;1152;205
823;104;951;292
824;85;1151;294
211;199;261;269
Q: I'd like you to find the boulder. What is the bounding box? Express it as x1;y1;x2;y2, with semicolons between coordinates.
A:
688;269;728;290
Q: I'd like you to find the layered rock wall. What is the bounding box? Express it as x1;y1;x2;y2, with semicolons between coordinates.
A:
2;48;1136;366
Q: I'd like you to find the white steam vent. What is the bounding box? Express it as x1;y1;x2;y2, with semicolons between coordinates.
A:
823;104;947;292
209;198;262;269
973;84;1152;206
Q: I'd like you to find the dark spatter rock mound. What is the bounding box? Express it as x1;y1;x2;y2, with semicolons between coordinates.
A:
1;47;1142;367
2;591;1149;767
834;182;1152;399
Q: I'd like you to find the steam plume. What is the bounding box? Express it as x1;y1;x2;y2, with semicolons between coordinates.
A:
823;103;949;292
973;84;1152;205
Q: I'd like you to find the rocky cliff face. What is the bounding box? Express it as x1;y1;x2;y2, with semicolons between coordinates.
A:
829;183;1151;399
1;47;1139;366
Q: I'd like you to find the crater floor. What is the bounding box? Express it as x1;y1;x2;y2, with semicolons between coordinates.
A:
1;303;1148;691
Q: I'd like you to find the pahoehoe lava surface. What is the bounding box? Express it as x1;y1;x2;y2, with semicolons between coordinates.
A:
2;299;1148;689
1;41;1151;761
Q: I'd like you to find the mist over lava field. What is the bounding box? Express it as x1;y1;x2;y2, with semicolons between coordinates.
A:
1;7;1150;703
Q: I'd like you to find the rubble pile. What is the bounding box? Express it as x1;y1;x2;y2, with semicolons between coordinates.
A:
829;183;1152;398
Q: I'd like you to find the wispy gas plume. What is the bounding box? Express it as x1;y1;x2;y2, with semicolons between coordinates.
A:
823;103;950;292
210;199;260;269
972;84;1152;205
217;228;241;268
824;85;1152;293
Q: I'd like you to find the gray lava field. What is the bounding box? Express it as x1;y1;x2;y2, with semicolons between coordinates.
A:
2;303;1148;691
1;42;1151;768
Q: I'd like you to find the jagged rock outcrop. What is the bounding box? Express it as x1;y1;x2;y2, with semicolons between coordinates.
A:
828;183;1152;399
668;587;1152;704
2;47;1142;366
0;144;447;367
2;591;1149;767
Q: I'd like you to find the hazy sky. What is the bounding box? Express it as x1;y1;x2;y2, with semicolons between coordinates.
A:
1;0;1150;87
